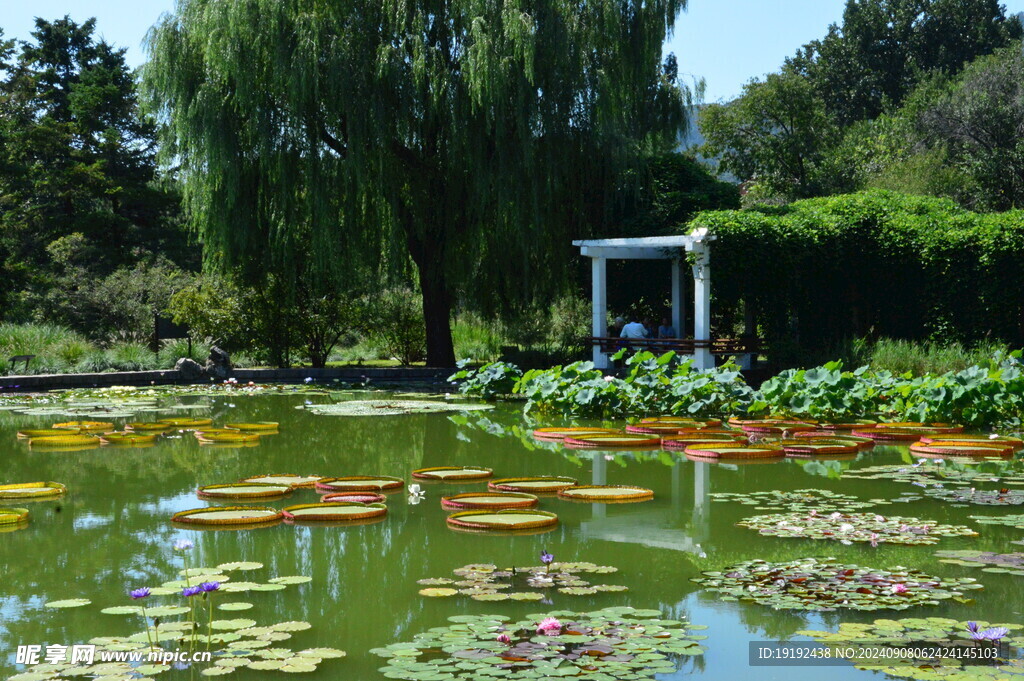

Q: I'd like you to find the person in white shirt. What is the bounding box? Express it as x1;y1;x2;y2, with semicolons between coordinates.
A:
620;316;648;339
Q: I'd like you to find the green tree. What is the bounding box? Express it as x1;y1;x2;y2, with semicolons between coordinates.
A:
699;70;840;199
788;0;1020;127
143;0;692;366
0;17;190;322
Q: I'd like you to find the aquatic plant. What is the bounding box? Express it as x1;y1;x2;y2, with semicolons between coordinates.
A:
370;606;706;680
416;561;626;601
709;489;890;513
692;558;982;611
936;550;1024;575
737;511;978;545
300;399;493;416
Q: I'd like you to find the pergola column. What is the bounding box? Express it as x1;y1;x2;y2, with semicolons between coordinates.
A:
692;243;713;370
591;256;609;368
670;258;686;340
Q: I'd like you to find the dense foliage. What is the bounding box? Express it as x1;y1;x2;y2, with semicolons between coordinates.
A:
691;191;1024;355
144;0;694;366
451;350;1024;428
0;19;193;332
698;0;1024;205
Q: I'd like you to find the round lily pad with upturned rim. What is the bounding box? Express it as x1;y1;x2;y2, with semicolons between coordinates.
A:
446;509;558;531
197;432;260;444
171;506;283;526
158;417;214;428
624;424;692;435
909;441;1014;458
441;491;538;510
52;420;114;432
17;428;80;439
28;434;99;448
684;444;784;460
563;433;661;448
126;422;172;432
225;422;279;431
320;491;386;504
919;433;1024;450
793;431;875;449
531;427;618;441
641;416;722;427
558;485;654;502
282;502;387;522
0;507;29;525
740;421;817;435
314;476;404;492
99;432;157;446
818;419;877;430
0;481;66;499
240;474;322;488
488;476;577;493
661;434;747;450
198;483;292;500
780;440;860;456
411;466;493;481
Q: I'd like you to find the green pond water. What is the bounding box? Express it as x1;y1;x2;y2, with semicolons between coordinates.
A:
1;390;1023;681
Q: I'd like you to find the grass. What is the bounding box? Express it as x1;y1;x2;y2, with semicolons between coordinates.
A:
851;338;1012;375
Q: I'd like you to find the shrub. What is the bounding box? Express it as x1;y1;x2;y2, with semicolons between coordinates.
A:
367;288;427;364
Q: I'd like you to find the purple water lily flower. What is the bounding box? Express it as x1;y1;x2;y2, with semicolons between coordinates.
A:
182;585;202;598
496;633;511;645
967;622;1009;642
199;581;220;593
967;622;980;634
173;539;194;551
130;587;151;600
540;550;554;565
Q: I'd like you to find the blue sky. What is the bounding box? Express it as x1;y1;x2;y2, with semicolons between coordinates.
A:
2;0;1024;102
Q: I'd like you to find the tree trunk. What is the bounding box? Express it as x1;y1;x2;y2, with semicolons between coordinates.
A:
417;259;457;367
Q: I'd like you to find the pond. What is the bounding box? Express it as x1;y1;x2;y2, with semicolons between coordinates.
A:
1;389;1022;680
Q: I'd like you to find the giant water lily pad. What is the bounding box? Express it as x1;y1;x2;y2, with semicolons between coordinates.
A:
557;485;654;502
532;427;619;441
417;561;626;601
441;492;538;510
171;507;283;526
798;617;1024;679
239;474;322;488
693;557;982;611
198;483;292;500
447;509;558;531
370;607;706;680
315;476;404;492
488;476;577;493
737;511;977;545
563;433;661;448
412;466;493;481
302;400;492;416
27;434;99;449
0;508;29;525
685;444;785;460
0;481;67;499
281;502;387;522
710;489;890;513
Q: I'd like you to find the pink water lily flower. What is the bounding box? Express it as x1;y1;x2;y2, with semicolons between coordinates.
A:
537;617;562;635
890;584;909;595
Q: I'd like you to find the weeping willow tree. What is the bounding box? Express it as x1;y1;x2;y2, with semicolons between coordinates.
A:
143;0;691;366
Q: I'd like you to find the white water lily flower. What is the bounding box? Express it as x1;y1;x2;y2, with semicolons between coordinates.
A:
839;523;855;532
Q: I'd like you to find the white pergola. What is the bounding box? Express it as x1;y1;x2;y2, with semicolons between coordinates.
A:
572;230;715;370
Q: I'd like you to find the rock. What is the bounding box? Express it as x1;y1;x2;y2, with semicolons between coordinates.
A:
204;346;232;379
175;357;204;380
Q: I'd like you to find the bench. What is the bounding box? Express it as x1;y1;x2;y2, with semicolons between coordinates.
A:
8;355;35;372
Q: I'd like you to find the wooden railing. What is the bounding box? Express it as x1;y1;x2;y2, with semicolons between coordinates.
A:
590;337;761;356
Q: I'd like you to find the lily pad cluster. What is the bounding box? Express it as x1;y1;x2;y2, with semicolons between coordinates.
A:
369;606;707;681
692;558;982;611
300;399;492;416
737;511;978;545
797;617;1024;679
843;461;1024;488
969;514;1024;530
417;561;627;601
16;560;343;680
925;487;1024;506
936;550;1024;576
709;489;890;513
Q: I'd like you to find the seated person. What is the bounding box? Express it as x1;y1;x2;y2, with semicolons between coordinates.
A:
658;317;676;338
620;316;648;339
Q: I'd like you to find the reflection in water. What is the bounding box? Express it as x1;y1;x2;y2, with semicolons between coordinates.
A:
0;397;1022;680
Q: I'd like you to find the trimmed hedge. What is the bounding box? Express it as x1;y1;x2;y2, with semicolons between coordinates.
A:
688;190;1024;353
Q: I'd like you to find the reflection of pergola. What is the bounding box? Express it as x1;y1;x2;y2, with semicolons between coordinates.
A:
573;231;757;370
